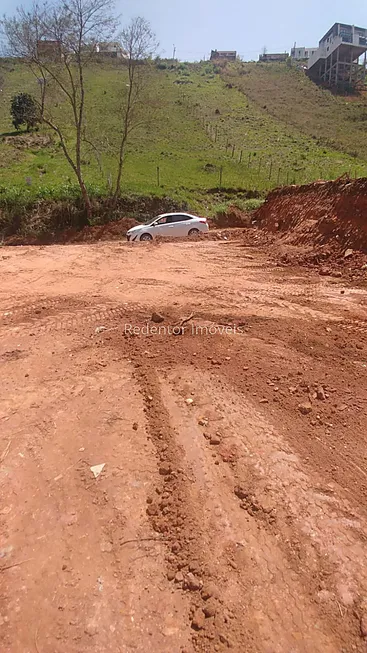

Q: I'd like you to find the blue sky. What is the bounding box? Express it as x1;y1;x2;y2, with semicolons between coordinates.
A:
2;0;367;60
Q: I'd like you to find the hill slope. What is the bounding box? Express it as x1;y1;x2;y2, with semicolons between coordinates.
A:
224;62;367;160
0;59;367;213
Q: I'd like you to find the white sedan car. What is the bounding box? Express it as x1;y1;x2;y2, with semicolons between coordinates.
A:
126;213;209;242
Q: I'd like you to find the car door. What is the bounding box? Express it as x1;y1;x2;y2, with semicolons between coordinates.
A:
165;215;189;237
179;215;195;235
151;216;169;237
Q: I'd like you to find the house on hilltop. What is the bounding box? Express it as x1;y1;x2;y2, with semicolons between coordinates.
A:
210;50;237;62
291;45;317;61
96;42;127;58
259;52;288;63
307;23;367;90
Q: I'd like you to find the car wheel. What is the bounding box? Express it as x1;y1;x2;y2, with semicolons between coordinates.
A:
188;228;200;237
139;233;153;242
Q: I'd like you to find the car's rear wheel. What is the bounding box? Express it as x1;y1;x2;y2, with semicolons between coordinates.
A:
140;233;153;242
188;228;200;237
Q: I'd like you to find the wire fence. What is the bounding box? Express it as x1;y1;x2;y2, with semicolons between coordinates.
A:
173;90;366;191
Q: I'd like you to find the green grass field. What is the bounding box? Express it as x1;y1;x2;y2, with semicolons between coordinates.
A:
1;58;367;218
223;62;367;161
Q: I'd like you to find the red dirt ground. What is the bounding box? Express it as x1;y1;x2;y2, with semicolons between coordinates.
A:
1;239;367;652
252;177;367;282
254;177;367;253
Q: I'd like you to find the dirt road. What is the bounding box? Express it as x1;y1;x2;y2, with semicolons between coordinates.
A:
1;239;367;653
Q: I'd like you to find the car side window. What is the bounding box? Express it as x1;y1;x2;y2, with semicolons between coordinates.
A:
155;217;167;225
167;215;191;223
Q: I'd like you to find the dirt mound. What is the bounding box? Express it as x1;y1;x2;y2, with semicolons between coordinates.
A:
254;176;367;253
55;217;138;243
5;216;138;245
211;206;251;228
2;133;53;149
278;241;367;280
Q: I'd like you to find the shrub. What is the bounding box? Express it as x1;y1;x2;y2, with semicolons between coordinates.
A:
242;198;265;211
10;93;40;131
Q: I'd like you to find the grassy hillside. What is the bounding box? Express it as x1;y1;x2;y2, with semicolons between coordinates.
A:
1;58;367;218
223;62;367;160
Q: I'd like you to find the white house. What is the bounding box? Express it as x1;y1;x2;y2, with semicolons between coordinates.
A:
96;42;127;58
307;23;367;89
291;45;317;61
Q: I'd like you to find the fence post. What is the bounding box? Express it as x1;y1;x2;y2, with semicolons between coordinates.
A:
239;150;243;164
232;144;235;158
248;152;251;167
219;166;223;187
157;166;160;187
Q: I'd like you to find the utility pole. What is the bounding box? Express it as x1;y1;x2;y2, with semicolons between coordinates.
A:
173;44;176;60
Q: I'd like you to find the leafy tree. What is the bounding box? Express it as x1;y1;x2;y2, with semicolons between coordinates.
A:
10;92;40;131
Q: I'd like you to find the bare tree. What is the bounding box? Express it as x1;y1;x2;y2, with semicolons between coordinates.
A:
112;17;157;205
1;0;117;221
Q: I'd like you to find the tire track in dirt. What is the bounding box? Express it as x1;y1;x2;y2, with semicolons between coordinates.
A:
158;372;345;653
128;340;251;653
1;298;146;334
161;366;367;652
123;332;360;653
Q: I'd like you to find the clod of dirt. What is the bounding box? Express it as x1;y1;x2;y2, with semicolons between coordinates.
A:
146;503;159;516
171;541;181;553
203;600;217;618
175;571;184;583
167;570;175;581
185;398;194;405
184;572;202;591
151;312;164;323
159;464;172;476
191;608;205;631
316;386;326;401
344;249;354;259
234;485;248;500
298;402;313;415
85;623;99;637
201;583;219;601
198;418;208;427
132;422;138;431
188;561;201;575
319;268;331;277
210;434;221;445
